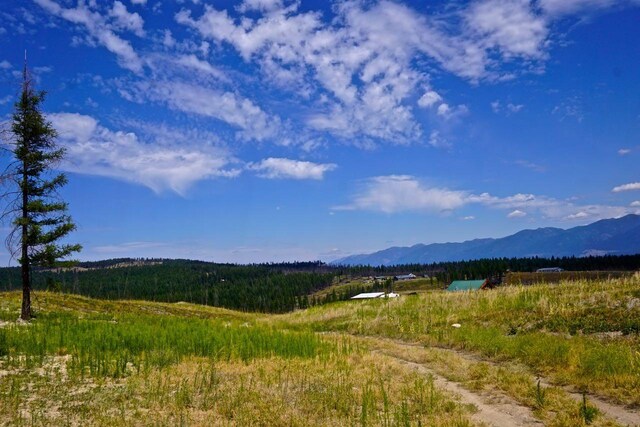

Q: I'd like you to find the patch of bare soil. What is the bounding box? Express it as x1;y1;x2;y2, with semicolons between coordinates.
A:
372;336;640;427
372;348;543;427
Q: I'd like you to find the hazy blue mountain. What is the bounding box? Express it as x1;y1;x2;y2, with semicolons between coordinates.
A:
333;214;640;266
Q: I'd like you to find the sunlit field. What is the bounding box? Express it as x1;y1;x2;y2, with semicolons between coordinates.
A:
1;275;639;426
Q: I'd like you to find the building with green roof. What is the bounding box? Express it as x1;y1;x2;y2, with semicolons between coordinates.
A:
447;279;490;292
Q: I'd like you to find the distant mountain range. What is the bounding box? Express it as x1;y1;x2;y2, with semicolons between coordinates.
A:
333;214;640;266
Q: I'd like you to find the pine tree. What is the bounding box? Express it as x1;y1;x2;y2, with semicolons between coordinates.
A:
5;62;81;320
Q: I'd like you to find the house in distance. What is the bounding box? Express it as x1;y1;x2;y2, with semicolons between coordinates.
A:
350;292;400;299
447;279;492;292
394;273;416;281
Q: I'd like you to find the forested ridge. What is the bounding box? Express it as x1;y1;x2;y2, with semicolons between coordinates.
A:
0;255;638;313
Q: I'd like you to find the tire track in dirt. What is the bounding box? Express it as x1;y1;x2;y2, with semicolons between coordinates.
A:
372;348;543;427
368;336;640;427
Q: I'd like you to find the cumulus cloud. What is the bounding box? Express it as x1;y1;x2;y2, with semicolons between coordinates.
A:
618;148;631;155
49;113;240;194
631;201;640;207
248;158;336;180
336;175;631;220
34;0;144;73
507;209;527;218
612;182;640;192
418;90;442;108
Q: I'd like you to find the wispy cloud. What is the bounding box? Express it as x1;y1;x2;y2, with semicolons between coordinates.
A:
120;80;282;142
334;175;468;213
539;0;619;16
175;0;550;145
612;182;640;192
514;159;546;173
507;209;527;218
336;175;631;221
34;0;144;73
50;112;240;195
248;158;336;180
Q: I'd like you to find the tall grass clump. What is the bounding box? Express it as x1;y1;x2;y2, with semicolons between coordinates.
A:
0;313;336;377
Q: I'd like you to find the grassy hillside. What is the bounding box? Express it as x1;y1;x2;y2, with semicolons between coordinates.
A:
1;275;639;426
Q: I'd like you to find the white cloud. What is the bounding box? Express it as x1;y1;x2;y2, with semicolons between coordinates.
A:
514;159;545;173
34;0;144;73
248;158;336;180
631;201;640;207
131;0;147;4
418;90;442;108
122;80;281;142
507;209;527;218
93;241;167;255
49;112;240;194
552;97;584;122
172;54;228;81
565;211;589;220
507;103;524;113
109;1;145;37
336;175;632;220
462;216;476;220
436;103;469;120
0;60;11;69
0;95;13;105
334;175;468;213
618;148;631;155
492;100;524;114
428;130;451;149
612;182;640;192
539;0;617;16
162;29;176;47
237;0;287;13
465;0;548;59
176;0;549;145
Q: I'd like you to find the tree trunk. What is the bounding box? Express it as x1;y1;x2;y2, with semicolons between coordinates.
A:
20;138;30;321
20;221;31;320
21;263;31;320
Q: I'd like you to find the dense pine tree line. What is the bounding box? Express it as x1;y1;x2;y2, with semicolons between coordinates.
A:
0;255;637;313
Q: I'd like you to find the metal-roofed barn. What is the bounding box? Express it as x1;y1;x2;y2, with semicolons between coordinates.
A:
350;292;386;299
447;279;490;292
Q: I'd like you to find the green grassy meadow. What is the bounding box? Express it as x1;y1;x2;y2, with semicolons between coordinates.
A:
1;275;639;426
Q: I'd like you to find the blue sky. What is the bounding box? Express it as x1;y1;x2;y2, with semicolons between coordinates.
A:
0;0;639;264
